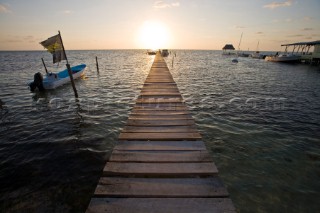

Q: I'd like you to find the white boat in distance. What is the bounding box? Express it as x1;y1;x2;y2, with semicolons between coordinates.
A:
265;53;301;62
251;41;265;59
265;41;305;63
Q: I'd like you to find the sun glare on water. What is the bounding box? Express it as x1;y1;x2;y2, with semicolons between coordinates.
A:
137;21;170;49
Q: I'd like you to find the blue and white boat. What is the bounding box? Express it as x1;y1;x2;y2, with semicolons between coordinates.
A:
44;64;86;89
29;32;86;92
29;64;86;91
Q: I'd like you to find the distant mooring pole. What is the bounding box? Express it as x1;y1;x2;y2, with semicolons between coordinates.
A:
58;31;78;98
95;56;99;73
41;58;48;74
172;55;174;68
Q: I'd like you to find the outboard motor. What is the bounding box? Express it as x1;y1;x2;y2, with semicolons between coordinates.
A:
29;72;45;92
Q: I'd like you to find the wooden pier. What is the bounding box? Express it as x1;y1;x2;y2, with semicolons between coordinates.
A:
86;52;236;213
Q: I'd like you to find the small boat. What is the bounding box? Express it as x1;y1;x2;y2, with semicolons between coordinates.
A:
29;64;86;90
251;51;265;59
147;50;157;55
161;49;169;57
251;41;265;59
265;53;301;62
29;31;86;92
236;33;249;57
237;52;250;57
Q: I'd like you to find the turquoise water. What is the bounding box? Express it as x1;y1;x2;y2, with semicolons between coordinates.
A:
0;50;319;212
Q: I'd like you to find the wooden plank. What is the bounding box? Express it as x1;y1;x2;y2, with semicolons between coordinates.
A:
86;198;236;213
109;150;212;162
118;132;202;140
133;104;188;112
134;103;186;108
130;110;190;115
126;119;195;126
103;162;218;177
122;126;197;133
136;98;183;104
114;141;206;151
140;90;180;93
94;177;228;197
128;114;193;119
139;93;182;97
143;83;177;87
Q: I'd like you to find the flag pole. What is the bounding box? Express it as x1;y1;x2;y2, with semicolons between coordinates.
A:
58;31;78;98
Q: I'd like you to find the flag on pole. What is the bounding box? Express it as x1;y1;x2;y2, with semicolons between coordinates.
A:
40;34;67;64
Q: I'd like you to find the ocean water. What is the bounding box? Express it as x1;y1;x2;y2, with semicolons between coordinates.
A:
0;50;319;212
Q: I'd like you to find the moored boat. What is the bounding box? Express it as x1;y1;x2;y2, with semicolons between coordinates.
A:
161;49;169;57
265;53;301;62
28;31;86;92
29;64;86;90
147;50;157;55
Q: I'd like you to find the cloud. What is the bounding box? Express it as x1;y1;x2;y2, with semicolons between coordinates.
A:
62;10;73;14
6;39;22;43
153;1;180;9
263;0;293;9
285;18;292;22
256;32;264;35
234;25;246;29
302;28;313;31
303;16;312;21
4;35;37;43
288;34;304;37
0;4;11;13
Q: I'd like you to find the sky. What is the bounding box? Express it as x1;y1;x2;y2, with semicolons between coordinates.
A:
0;0;319;51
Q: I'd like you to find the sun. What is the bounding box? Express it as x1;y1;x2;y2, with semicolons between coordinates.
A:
137;21;169;49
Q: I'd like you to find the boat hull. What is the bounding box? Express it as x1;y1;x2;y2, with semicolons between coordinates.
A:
28;64;86;90
265;55;301;62
43;64;86;89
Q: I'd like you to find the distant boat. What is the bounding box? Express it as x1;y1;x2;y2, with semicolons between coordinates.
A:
265;53;301;62
161;49;169;57
237;33;249;57
222;44;236;55
147;50;157;55
29;64;86;90
251;41;265;59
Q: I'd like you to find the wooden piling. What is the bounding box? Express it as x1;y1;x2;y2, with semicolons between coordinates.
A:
95;56;99;73
59;31;78;98
41;58;48;74
86;52;235;213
